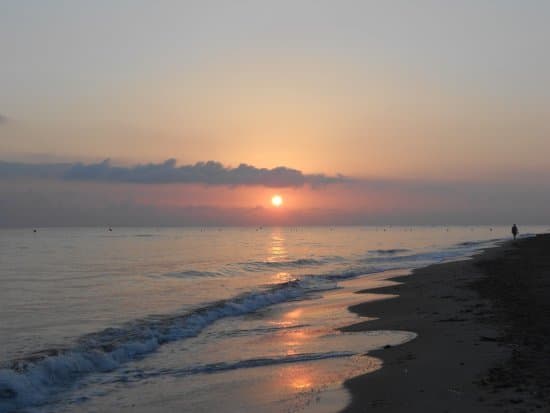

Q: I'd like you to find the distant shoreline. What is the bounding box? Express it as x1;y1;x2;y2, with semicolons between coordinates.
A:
339;234;550;412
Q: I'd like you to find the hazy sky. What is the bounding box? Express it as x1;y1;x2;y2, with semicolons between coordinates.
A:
1;1;549;226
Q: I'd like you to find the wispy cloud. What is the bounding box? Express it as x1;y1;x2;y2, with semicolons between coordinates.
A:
0;159;347;188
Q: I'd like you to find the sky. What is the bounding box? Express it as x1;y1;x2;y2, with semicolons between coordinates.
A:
1;0;550;226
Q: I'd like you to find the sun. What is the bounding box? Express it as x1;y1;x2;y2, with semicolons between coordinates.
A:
271;195;283;207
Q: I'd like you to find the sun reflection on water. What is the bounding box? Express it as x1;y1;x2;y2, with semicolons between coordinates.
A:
268;230;287;262
291;374;313;391
270;272;294;284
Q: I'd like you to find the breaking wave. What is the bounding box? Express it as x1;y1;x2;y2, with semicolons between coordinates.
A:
369;249;410;254
0;279;326;412
162;270;223;278
240;257;341;271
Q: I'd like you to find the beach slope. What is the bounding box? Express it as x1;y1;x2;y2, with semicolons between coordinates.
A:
340;234;550;412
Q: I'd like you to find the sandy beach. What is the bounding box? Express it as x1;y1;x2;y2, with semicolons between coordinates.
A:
340;234;550;412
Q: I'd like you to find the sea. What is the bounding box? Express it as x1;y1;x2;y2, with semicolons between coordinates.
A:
0;225;546;413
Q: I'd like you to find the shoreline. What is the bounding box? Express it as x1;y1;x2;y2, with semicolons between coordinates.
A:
339;234;550;412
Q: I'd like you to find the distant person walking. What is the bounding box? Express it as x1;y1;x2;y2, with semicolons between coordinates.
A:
512;224;519;240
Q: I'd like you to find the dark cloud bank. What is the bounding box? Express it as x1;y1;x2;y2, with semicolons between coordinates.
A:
2;158;550;227
0;159;346;188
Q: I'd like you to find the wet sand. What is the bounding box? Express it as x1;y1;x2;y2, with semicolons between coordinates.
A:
340;234;550;412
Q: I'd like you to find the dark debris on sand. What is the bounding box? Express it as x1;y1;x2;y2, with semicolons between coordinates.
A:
472;234;550;409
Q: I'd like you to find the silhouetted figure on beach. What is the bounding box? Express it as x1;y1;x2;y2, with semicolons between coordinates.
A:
512;224;518;240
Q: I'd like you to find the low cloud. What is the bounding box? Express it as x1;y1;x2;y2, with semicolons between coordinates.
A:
0;160;71;179
0;114;8;124
2;161;550;226
0;159;347;188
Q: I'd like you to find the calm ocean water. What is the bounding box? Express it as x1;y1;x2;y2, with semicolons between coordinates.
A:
0;225;546;412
